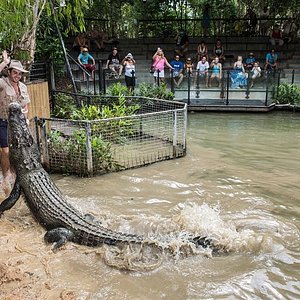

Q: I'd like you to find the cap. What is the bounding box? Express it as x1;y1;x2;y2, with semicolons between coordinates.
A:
82;47;89;52
249;52;254;56
126;53;133;58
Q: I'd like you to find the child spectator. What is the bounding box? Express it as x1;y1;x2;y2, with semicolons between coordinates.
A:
209;57;222;87
77;47;95;80
250;62;261;88
184;57;194;76
245;52;256;71
264;48;278;75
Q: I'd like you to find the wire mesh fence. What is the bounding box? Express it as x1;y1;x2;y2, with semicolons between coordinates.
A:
35;96;187;176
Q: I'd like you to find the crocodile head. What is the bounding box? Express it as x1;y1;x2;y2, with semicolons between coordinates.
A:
8;102;39;172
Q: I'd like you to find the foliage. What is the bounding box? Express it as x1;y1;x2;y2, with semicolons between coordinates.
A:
106;82;133;96
48;129;120;176
0;0;90;63
273;83;300;105
138;82;174;100
52;93;78;119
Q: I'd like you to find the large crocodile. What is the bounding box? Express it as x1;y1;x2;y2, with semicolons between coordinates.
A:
0;102;212;252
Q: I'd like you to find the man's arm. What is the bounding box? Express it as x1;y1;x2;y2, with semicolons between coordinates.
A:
0;50;10;73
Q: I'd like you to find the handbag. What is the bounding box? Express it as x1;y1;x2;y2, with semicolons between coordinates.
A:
150;57;161;73
149;65;155;73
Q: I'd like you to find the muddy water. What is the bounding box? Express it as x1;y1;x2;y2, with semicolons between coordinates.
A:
1;112;300;299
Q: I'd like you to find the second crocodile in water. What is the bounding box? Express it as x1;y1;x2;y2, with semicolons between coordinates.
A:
0;102;213;252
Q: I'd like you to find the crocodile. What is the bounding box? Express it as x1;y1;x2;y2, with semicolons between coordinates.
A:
0;102;213;252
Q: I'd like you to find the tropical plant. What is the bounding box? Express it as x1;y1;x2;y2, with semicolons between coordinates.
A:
52;92;78;118
138;82;174;100
106;82;132;96
273;83;300;105
0;0;89;63
48;129;121;176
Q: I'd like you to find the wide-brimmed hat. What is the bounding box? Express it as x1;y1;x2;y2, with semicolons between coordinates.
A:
7;60;29;73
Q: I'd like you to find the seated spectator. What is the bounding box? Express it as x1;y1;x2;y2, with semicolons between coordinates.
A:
197;40;208;62
282;19;297;43
213;39;225;64
170;54;184;87
105;47;123;77
184;57;194;77
250;61;262;88
72;32;87;54
87;26;109;50
245;52;256;71
175;30;189;58
77;47;95;80
196;56;209;87
231;56;248;89
264;48;278;75
269;24;284;47
209;57;222;87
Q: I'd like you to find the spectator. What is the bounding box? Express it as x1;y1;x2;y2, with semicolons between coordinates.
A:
78;47;95;80
244;8;258;36
122;53;135;92
0;52;30;195
151;48;173;85
250;61;262;88
231;56;248;89
209;57;222;87
269;24;284;47
175;30;189;58
245;52;257;71
213;39;225;64
283;19;297;43
197;40;208;62
72;32;87;54
202;4;211;37
264;48;278;75
184;57;194;77
259;6;269;36
87;26;109;51
105;47;123;78
196;56;209;87
170;54;184;87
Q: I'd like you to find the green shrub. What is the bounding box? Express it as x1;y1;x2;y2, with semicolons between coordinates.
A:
48;129;121;176
106;82;132;96
273;83;300;105
138;82;174;100
52;93;77;118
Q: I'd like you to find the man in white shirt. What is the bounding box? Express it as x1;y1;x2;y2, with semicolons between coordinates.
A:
196;56;209;87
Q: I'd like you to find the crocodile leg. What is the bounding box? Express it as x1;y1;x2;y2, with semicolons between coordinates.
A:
0;179;22;216
44;228;75;251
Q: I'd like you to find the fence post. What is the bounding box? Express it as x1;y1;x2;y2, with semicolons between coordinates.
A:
103;69;107;94
39;118;50;170
98;60;103;93
226;70;230;105
187;69;191;106
132;70;136;91
195;70;200;98
85;121;93;176
245;71;250;99
170;69;174;93
291;69;295;84
48;59;56;91
265;76;269;106
172;110;178;157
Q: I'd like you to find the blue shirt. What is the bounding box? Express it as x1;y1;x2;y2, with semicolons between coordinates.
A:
170;60;184;73
79;53;94;65
266;53;278;65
